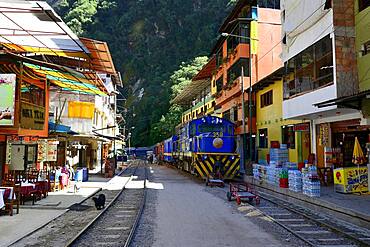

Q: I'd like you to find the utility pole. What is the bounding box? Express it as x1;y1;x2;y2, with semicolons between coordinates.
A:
240;67;246;175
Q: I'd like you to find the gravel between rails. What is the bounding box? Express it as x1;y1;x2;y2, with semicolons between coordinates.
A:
130;164;157;247
70;162;147;247
11;164;137;247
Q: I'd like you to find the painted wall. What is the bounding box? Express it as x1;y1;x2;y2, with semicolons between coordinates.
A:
256;8;282;81
182;97;216;123
212;7;282;135
256;79;304;163
355;2;370;92
49;91;94;134
281;0;334;62
282;84;337;119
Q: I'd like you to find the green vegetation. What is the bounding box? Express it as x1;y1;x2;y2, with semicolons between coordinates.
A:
150;56;208;142
49;0;234;146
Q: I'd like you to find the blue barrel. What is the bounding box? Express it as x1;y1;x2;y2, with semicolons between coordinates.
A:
82;168;88;182
74;169;83;182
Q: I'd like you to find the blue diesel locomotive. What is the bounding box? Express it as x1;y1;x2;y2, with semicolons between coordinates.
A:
159;115;240;180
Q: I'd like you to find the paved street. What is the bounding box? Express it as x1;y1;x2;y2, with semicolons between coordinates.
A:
136;165;286;247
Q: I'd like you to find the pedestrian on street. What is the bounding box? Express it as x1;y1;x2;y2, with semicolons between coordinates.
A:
68;164;75;181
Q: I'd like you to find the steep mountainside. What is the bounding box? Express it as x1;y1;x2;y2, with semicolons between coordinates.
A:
48;0;234;146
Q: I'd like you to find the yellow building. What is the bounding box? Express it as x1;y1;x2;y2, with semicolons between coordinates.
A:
255;70;311;164
181;97;217;124
355;1;370;92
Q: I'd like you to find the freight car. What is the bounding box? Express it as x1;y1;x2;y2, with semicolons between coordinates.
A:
155;115;240;180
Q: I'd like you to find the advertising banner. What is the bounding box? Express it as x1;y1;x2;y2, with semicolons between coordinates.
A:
0;74;16;126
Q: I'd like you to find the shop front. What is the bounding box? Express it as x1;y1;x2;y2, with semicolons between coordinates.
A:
316;119;369;193
0;61;49;176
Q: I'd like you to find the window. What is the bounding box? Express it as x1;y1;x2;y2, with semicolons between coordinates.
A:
282;125;295;149
25;145;37;170
359;0;370;12
199;124;224;133
223;110;230;121
258;0;281;9
259;128;268;148
227;21;250;53
284;35;333;99
230;106;238;123
216;76;223;93
216;49;223;68
361;40;370;56
260;90;273;107
190;123;197;137
227;58;249;85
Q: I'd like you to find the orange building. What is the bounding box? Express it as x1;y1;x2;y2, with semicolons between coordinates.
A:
210;0;282;171
0;58;49;177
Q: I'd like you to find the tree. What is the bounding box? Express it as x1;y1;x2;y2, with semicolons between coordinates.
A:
49;0;236;146
149;56;208;144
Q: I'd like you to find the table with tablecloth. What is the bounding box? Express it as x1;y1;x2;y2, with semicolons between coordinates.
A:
0;187;12;209
20;182;35;195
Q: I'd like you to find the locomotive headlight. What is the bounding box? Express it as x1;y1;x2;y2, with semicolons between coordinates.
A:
213;137;223;149
230;155;235;160
203;155;208;160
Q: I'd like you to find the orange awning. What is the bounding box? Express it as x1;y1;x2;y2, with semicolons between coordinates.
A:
80;37;116;75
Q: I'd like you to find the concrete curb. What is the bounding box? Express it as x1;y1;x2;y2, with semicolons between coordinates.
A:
245;177;370;229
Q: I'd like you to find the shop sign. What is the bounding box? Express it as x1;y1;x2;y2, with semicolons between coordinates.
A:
47;140;58;161
293;123;310;132
37;139;47;162
20;102;45;130
0;74;16;126
319;123;330;146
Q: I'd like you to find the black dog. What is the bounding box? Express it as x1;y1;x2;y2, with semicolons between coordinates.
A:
92;194;106;210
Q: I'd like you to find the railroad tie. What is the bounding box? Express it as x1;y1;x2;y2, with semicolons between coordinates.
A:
100;234;121;239
105;226;130;231
287;224;313;227
314;238;345;241
295;230;331;234
267;212;292;216
276;218;305;222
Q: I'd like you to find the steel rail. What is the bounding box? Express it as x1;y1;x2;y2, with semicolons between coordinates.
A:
258;192;370;247
64;162;139;247
123;161;148;247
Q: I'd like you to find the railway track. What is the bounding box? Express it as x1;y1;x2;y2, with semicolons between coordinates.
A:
204;179;370;247
66;160;147;247
254;191;370;247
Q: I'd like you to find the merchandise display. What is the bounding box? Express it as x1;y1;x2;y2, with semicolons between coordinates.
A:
289;170;303;192
302;166;321;197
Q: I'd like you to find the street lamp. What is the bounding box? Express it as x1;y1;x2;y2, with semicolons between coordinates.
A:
221;32;258;176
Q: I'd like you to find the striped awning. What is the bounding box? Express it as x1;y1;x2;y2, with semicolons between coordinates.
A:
0;52;107;95
24;62;106;96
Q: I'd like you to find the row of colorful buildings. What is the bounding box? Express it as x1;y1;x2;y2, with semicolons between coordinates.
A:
173;0;370;175
0;1;123;181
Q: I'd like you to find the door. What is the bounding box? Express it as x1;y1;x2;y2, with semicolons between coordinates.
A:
11;144;26;170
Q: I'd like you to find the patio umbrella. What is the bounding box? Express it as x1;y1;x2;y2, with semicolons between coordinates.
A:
352;137;365;165
352;137;366;193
